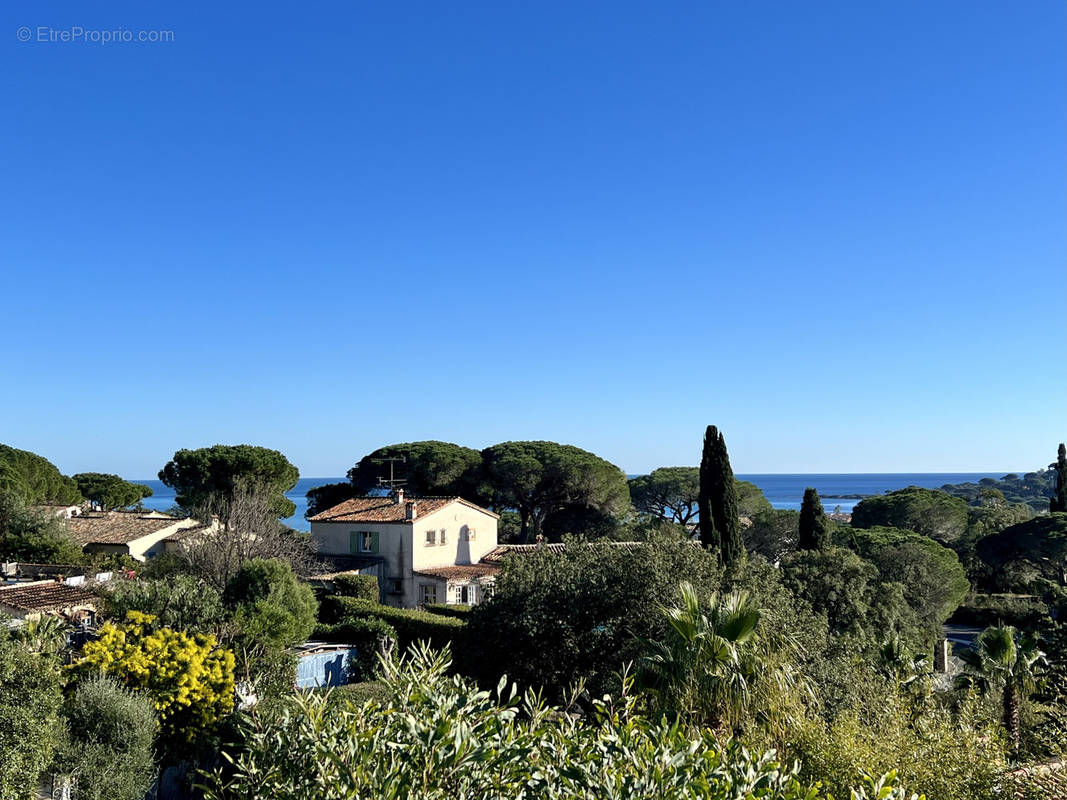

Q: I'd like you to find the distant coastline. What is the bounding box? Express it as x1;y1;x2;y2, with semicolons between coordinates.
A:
132;471;1021;532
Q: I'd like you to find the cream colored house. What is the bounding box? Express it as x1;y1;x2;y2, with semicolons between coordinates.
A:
308;491;499;608
65;511;209;561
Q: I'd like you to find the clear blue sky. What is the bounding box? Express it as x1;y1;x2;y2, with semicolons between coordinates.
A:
2;1;1064;479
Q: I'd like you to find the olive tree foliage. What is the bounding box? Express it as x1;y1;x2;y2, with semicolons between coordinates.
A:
159;444;300;519
0;443;81;505
0;633;64;800
0;490;84;564
479;441;630;543
463;541;721;700
201;643;910;800
54;677;157;800
851;487;969;545
348;441;483;498
179;479;317;591
103;573;226;634
72;472;153;510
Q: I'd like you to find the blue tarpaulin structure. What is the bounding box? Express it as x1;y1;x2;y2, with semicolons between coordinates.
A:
295;644;357;689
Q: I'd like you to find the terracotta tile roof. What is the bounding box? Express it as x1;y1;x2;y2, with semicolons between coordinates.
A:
0;581;98;613
66;512;186;546
161;523;212;542
413;564;500;581
309;496;498;523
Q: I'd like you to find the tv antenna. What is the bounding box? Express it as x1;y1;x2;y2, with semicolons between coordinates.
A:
372;456;407;491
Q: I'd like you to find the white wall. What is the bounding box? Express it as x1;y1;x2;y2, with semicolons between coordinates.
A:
310;500;498;608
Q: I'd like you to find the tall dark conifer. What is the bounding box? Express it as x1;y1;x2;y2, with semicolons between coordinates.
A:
1051;443;1067;513
698;425;743;567
798;487;830;550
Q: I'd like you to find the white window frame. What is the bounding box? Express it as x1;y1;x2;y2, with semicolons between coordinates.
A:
425;529;436;546
439;528;447;545
420;583;437;605
359;531;374;552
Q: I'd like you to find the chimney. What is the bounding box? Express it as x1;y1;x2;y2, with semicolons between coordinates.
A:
395;489;404;505
405;501;417;520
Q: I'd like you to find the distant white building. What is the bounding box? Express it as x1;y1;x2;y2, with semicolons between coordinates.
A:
308;491;500;608
65;511;210;561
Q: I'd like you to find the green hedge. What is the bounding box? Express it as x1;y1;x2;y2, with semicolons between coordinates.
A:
332;573;380;603
948;593;1047;628
320;597;465;652
422;603;473;619
314;617;398;681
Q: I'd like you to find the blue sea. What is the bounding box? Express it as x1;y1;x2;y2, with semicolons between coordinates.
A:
133;472;1019;532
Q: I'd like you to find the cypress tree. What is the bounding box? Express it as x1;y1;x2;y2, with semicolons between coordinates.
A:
798;487;830;550
698;425;743;567
1052;443;1067;513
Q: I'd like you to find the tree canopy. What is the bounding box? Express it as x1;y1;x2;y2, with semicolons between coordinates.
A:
224;557;318;651
479;441;629;543
0;490;85;563
348;441;483;498
73;473;153;510
0;632;64;797
628;467;700;526
850;526;969;636
798;488;830;551
305;481;360;519
159;444;299;518
698;425;743;565
464;541;721;699
975;513;1067;588
630;468;769;528
0;443;81;505
851;487;969;544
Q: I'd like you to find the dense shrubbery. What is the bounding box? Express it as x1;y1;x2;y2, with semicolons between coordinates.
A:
330;572;380;602
320;596;465;651
422;602;473;619
201;644;917;800
464;540;721;699
313;617;398;680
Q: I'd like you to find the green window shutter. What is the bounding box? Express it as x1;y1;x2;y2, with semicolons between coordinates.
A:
371;531;380;554
349;531;359;554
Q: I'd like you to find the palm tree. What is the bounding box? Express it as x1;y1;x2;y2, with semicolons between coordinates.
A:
955;624;1046;754
636;581;801;733
878;635;931;696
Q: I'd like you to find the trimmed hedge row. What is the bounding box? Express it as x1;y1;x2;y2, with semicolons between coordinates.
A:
314;616;398;681
948;593;1047;628
332;573;381;603
320;596;465;652
423;603;473;620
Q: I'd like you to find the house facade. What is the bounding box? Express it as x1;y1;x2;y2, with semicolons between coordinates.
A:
308;491;499;608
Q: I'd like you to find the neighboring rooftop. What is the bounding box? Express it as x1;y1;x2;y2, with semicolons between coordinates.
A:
309;495;498;524
0;580;97;613
66;511;186;545
413;564;500;581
